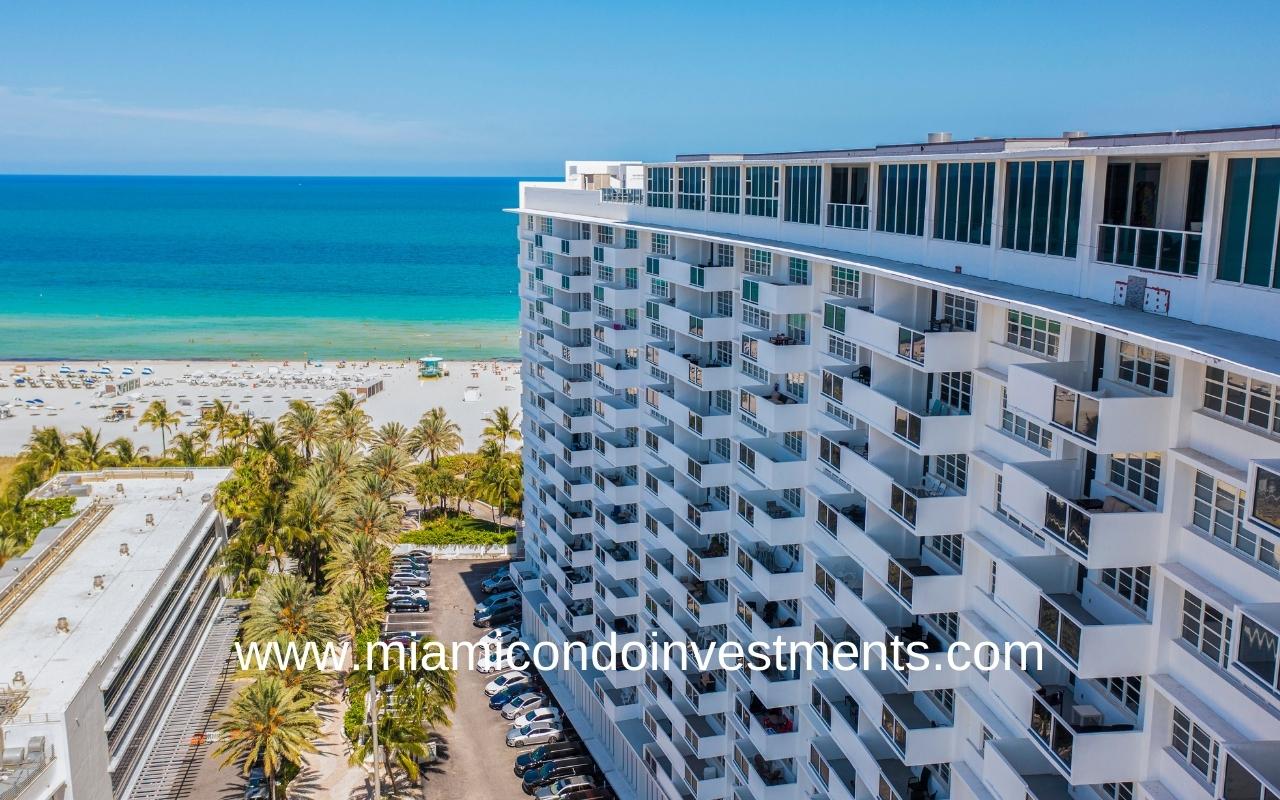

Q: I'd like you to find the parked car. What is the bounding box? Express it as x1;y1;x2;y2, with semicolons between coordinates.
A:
381;630;424;647
390;571;431;587
484;668;531;696
397;546;433;561
477;644;529;673
481;570;515;594
475;590;520;615
244;764;268;800
478;624;521;649
475;603;521;628
501;691;548;719
489;681;535;710
385;586;427;602
514;741;584;772
388;596;430;613
560;789;611;800
508;706;563;729
507;720;566;748
526;766;595;796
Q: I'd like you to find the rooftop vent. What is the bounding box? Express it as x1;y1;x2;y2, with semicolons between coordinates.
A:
12;671;25;687
1063;130;1088;139
201;493;212;503
927;132;953;144
115;483;125;494
144;513;154;526
119;543;130;557
55;617;70;634
175;486;183;496
92;575;105;591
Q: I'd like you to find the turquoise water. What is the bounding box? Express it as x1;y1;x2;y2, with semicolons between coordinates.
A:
0;176;529;360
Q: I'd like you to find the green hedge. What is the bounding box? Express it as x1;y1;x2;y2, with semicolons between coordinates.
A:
400;514;515;547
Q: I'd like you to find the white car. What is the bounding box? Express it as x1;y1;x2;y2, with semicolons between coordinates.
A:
477;645;529;674
501;691;547;719
386;586;427;602
509;706;563;729
534;776;595;800
484;669;532;696
477;624;521;649
506;719;564;747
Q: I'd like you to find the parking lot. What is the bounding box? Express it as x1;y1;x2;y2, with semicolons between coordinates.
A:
416;557;532;798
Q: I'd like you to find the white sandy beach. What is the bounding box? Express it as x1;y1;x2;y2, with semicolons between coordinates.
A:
0;358;523;455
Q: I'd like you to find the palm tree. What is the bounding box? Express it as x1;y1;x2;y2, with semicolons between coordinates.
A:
350;689;433;795
283;477;340;585
323;390;360;419
213;675;319;800
363;445;415;496
203;399;233;444
374;421;411;453
243;574;336;644
280;401;324;462
315;440;360;482
473;442;521;521
324;532;390;592
331;408;372;445
70;427;109;470
409;408;462;467
328;582;383;641
210;534;269;595
341;495;401;547
140;400;181;454
167;432;207;466
107;437;149;467
481;406;521;453
21;427;75;482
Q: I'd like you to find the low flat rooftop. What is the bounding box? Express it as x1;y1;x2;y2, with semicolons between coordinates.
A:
0;468;229;719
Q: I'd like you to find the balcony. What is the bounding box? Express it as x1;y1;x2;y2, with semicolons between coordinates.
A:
809;679;863;769
735;540;806;599
993;554;1156;678
1027;686;1143;784
594;359;645;391
888;476;967;535
1094;156;1206;277
844;306;977;373
885;555;963;616
738;438;807;487
1000;460;1164;568
682;669;730;716
601;187;644;204
736;490;805;545
684;534;731;582
594;392;642;429
1006;361;1174;452
743;277;811;316
595;680;642;722
741;329;813;374
594;428;640;469
1097;223;1202;275
879;693;954;766
826;201;871;230
739;385;809;432
735;592;806;647
594;538;642;580
679;712;731;762
736;696;801;761
596;577;642;617
733;744;797;800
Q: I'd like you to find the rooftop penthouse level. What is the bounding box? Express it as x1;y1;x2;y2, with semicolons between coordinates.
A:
0;469;230;800
527;126;1280;343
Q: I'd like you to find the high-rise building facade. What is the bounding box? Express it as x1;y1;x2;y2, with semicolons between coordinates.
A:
509;127;1280;800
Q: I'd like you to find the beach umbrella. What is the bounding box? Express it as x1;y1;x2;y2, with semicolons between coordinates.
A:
141;367;154;375
27;398;43;405
78;368;88;374
121;367;134;375
101;365;114;373
58;365;71;374
93;367;110;375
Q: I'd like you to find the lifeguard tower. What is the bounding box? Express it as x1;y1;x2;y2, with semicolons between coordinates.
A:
418;356;448;378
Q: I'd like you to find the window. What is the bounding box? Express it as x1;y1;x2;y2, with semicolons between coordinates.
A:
1180;590;1233;668
830;265;861;297
745;166;779;217
788;257;810;285
927;611;959;642
1101;675;1142;715
651;233;671;256
1001;159;1085;257
817;502;838;535
819;437;841;469
710;166;740;214
1100;566;1151;613
784;165;822;224
941;294;977;331
783;430;804;455
677;166;706;211
827;334;857;362
715;243;735;267
539;216;553;235
927;534;964;569
1256;467;1280;534
1005;310;1062;357
597;225;614;245
1238;613;1280;695
937;371;972;413
1117;341;1172;393
525;214;534;230
821;370;843;403
1001;388;1053;451
823;303;846;333
625;229;637;249
646;167;673;208
744;248;772;276
1171;706;1221;784
742;305;771;330
876;163;927;236
933;454;967;491
741;358;768;383
1218;157;1280;288
741;279;760;305
1191;471;1278;572
934;161;996;245
828;165;870;228
1103;161;1162;228
1203;367;1280;436
1108;452;1161;504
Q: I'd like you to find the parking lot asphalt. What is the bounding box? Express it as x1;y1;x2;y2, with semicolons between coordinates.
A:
418;558;534;799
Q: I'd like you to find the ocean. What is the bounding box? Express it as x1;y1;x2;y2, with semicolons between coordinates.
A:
0;175;530;360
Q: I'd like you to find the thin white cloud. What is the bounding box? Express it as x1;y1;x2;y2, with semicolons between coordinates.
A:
0;86;438;144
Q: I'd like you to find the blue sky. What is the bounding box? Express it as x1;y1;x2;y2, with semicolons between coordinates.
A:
3;0;1279;176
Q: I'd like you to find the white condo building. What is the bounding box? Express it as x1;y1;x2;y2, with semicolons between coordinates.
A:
509;126;1280;800
0;468;231;800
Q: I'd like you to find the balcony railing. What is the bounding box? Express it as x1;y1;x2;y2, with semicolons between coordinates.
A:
601;188;644;204
1096;223;1201;276
826;202;871;230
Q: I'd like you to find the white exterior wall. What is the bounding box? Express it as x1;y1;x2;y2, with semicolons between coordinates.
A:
513;134;1280;800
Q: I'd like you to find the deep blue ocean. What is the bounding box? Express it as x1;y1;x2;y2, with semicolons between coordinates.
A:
0;175;530;360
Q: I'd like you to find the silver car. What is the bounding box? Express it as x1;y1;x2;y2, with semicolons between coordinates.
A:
390;572;430;587
508;707;563;729
501;691;547;719
506;719;564;747
534;776;595;800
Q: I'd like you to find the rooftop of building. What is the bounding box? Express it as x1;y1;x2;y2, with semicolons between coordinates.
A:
0;468;229;720
669;122;1280;163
